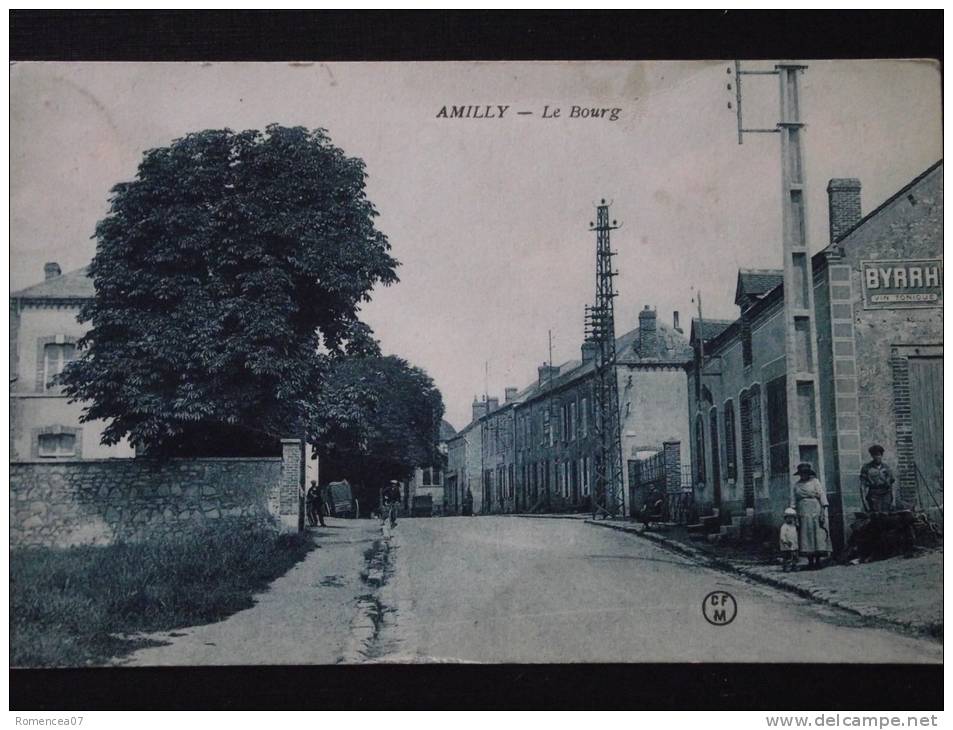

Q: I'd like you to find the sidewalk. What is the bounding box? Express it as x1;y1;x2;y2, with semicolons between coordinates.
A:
120;519;382;666
517;513;942;638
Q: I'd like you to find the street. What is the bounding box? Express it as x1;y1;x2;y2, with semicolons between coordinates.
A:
375;516;941;663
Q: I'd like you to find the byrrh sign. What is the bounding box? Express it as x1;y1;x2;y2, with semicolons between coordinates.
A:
861;259;943;309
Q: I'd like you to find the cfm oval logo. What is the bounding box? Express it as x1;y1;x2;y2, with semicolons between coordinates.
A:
702;591;738;626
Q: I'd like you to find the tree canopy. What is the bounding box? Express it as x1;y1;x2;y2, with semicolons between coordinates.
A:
312;355;446;487
63;125;398;455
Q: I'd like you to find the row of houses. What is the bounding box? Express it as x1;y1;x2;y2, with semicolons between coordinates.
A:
444;161;943;550
445;304;693;519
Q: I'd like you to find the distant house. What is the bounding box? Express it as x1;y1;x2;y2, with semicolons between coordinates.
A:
10;263;134;461
404;419;457;515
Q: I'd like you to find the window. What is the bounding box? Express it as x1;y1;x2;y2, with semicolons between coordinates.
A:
723;400;737;481
38;432;76;458
43;341;77;390
582;456;591;495
422;468;432;485
741;314;753;368
766;376;789;476
694;416;706;483
581;398;588;436
709;408;722;490
569;401;577;441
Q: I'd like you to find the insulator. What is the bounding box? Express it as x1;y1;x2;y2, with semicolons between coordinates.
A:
727;67;731;74
727;83;732;91
728;101;733;109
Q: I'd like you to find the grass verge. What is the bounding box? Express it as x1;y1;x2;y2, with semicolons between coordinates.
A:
11;525;315;667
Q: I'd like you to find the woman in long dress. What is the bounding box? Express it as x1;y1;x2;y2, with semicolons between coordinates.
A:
791;462;831;569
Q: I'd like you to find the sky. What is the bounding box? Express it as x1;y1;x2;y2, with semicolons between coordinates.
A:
10;61;942;430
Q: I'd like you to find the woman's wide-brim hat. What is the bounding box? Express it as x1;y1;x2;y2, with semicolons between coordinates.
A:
783;506;797;517
794;462;816;476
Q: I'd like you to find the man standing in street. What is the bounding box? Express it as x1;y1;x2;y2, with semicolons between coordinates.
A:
860;444;896;513
306;480;326;527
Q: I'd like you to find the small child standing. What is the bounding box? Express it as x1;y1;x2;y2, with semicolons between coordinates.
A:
779;507;799;572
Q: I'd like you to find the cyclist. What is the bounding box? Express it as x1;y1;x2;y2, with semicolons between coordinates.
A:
381;480;401;528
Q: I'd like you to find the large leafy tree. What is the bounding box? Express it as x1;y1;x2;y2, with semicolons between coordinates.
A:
312;355;446;494
63;125;398;455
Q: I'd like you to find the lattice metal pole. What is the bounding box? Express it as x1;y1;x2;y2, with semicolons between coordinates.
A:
587;200;625;518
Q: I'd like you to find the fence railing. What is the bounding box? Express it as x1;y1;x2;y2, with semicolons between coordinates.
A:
629;442;694;525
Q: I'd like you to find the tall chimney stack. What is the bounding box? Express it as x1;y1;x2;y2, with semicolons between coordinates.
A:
471;396;488;423
581;341;598;363
486;396;500;413
44;262;61;280
538;363;559;385
504;387;519;403
673;311;681;333
638;305;657;358
827;178;862;244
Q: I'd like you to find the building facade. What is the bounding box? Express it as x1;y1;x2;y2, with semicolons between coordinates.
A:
444;399;485;514
687;162;943;547
11;264;134;462
503;306;693;516
403;419;456;515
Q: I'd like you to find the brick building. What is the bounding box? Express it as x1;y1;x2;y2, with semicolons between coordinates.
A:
10;264;134;462
687;161;943;547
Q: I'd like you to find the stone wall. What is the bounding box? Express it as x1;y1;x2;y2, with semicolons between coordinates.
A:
10;450;303;548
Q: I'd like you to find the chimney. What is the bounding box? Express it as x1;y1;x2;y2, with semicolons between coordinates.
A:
471;396;488;423
486;396;500;413
638;305;657;357
538;363;559;385
827;178;862;244
673;311;682;333
504;387;519;403
581;341;598;363
44;262;61;280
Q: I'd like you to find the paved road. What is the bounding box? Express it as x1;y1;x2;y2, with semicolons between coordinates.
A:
379;516;941;663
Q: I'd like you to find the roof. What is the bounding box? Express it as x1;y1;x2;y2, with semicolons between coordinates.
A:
734;269;783;307
703;160;943;357
516;319;693;408
824;159;942;248
689;318;734;346
616;318;693;364
12;266;94;301
439;419;457;441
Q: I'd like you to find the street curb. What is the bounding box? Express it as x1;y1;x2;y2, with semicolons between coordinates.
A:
579;518;939;639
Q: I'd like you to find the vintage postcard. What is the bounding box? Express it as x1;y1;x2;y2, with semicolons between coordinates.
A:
9;59;942;672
